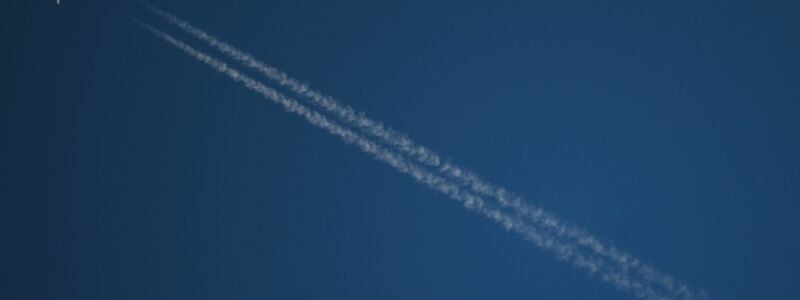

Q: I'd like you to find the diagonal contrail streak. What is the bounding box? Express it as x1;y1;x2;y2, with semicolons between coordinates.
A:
143;5;707;300
133;19;676;300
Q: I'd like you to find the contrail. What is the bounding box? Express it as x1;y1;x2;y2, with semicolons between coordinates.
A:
133;20;678;300
143;5;707;300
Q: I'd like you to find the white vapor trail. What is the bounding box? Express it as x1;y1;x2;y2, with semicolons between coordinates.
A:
134;17;702;299
144;5;708;300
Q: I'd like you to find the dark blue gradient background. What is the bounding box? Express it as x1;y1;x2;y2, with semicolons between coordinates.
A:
3;1;799;299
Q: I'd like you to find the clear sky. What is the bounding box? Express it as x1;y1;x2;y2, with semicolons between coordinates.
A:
3;1;799;299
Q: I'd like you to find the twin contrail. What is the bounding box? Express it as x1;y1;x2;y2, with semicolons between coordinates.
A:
135;6;709;300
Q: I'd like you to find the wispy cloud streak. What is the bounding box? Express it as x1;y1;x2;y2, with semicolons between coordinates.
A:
143;5;707;300
134;12;710;298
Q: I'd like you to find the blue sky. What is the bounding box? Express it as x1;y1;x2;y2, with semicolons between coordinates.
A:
3;1;799;299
